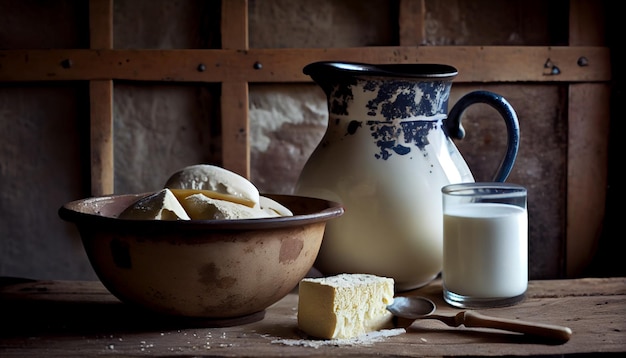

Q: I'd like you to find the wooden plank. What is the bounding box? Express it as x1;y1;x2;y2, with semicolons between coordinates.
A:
221;0;248;50
569;0;606;45
565;86;611;277
1;278;625;356
0;46;611;83
220;0;250;178
566;0;609;277
89;0;113;49
220;81;250;179
89;0;114;196
89;81;113;196
399;0;426;46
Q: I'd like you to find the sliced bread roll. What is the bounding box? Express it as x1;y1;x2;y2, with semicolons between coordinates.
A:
165;164;260;208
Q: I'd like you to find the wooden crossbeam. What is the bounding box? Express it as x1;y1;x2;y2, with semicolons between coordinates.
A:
0;46;610;84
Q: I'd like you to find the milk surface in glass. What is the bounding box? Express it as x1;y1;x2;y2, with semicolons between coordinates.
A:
443;202;528;298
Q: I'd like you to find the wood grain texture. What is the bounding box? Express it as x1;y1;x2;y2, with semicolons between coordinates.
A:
566;84;610;277
566;0;609;277
89;0;114;195
1;277;624;357
569;0;606;46
89;0;113;49
0;47;610;83
221;0;248;50
399;0;426;46
89;80;113;196
221;81;250;178
220;0;250;178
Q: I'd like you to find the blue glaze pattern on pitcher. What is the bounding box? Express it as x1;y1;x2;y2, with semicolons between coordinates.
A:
326;73;454;162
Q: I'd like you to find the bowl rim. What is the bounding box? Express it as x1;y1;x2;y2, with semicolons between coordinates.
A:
58;192;344;231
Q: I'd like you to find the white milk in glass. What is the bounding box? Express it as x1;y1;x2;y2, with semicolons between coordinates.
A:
443;202;528;298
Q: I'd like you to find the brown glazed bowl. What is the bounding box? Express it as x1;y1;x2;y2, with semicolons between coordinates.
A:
59;193;343;326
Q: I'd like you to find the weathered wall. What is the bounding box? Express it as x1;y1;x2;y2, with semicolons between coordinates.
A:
1;0;618;281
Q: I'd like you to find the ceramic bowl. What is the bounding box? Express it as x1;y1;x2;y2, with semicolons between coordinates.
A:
59;193;343;325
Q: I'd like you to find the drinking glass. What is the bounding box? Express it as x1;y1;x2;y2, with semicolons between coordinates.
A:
442;182;528;308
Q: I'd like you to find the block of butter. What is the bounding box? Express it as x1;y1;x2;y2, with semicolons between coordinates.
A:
181;193;274;220
297;274;395;339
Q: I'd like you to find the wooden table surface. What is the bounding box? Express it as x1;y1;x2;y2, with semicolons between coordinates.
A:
0;276;624;357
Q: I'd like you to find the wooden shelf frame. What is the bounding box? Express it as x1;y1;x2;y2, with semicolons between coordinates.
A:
0;0;610;278
0;47;610;83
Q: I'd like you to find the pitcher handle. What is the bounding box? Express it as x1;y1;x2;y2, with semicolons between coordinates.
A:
445;90;520;182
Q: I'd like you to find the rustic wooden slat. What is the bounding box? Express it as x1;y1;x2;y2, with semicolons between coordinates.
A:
0;46;610;83
566;0;609;277
89;0;113;49
88;0;114;196
221;0;248;50
399;0;426;46
220;81;250;178
566;84;610;277
220;0;250;178
569;0;606;45
89;80;114;196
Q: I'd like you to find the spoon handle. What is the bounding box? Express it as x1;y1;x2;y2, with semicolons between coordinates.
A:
461;310;573;342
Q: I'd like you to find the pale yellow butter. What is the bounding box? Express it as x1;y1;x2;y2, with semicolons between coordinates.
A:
297;274;395;339
181;193;273;220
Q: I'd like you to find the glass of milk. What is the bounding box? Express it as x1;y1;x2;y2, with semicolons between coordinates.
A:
441;182;528;308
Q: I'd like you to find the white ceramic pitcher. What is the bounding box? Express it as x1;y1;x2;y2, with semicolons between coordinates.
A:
294;62;520;291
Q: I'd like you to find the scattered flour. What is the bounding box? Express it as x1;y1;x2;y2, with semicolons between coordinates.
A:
271;328;406;348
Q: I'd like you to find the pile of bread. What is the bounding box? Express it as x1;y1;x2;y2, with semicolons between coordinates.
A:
119;164;292;220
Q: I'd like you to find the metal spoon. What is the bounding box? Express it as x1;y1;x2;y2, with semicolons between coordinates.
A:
387;296;572;342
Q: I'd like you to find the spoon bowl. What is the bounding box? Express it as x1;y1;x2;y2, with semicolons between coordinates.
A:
387;296;436;319
387;296;572;342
